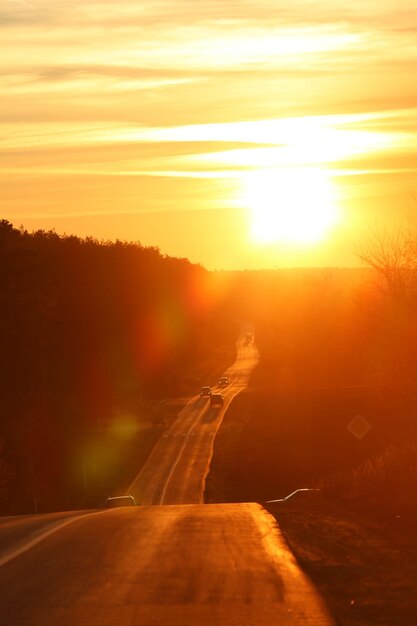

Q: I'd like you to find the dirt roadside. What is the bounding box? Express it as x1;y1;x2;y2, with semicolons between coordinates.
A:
266;497;417;626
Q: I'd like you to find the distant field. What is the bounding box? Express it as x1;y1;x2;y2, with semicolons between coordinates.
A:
205;384;404;505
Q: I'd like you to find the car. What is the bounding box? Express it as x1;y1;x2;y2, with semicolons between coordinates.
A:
200;386;211;398
210;393;224;408
104;495;137;508
218;376;229;387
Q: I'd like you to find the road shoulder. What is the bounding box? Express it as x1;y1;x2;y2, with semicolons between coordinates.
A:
266;497;417;626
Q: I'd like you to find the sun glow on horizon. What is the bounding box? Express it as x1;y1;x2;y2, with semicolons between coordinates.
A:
244;168;340;245
2;1;417;268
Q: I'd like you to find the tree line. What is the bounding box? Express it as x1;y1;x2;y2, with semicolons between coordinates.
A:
0;220;235;514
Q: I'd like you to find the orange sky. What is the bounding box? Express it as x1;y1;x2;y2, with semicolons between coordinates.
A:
2;0;417;269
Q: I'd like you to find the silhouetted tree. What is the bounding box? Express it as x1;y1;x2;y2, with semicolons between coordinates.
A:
0;220;235;513
0;441;10;512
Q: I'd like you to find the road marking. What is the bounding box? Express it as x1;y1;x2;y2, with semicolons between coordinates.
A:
128;329;259;504
126;393;204;497
158;338;258;505
199;382;252;501
158;404;208;505
0;510;105;569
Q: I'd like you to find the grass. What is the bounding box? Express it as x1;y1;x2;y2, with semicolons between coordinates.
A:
205;386;397;504
206;384;417;625
320;441;417;524
267;496;417;626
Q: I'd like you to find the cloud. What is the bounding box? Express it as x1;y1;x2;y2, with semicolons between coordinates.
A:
1;0;417;246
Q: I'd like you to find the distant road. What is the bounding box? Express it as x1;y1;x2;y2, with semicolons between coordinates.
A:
0;503;333;625
0;330;334;625
128;329;260;504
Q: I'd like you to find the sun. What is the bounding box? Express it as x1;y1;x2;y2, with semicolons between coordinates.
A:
243;168;339;245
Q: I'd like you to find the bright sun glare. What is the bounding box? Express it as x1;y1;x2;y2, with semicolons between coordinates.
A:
244;168;340;245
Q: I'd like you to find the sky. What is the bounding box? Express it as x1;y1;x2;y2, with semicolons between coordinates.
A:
2;0;417;269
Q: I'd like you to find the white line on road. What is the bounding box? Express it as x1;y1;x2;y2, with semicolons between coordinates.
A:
0;510;105;569
158;401;209;505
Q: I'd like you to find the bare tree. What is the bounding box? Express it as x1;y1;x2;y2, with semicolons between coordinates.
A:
358;210;417;400
359;208;417;306
359;228;409;301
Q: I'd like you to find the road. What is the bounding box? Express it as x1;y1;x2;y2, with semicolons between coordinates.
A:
0;503;333;625
128;331;260;504
0;332;334;625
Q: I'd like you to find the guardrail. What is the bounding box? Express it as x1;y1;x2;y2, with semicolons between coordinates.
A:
264;488;320;504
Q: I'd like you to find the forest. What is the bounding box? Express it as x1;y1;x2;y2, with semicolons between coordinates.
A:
2;217;416;520
0;220;235;514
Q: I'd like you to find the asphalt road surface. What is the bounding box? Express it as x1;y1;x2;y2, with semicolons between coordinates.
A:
0;332;334;625
128;331;260;504
0;503;333;625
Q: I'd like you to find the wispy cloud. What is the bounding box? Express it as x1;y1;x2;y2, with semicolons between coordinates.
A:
1;0;417;260
2;110;416;180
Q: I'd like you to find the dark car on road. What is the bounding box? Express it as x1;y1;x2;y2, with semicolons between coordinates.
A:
210;394;224;408
200;386;211;398
218;376;229;387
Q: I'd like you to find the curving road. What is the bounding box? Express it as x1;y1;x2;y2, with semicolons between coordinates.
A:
128;331;260;505
0;331;334;625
